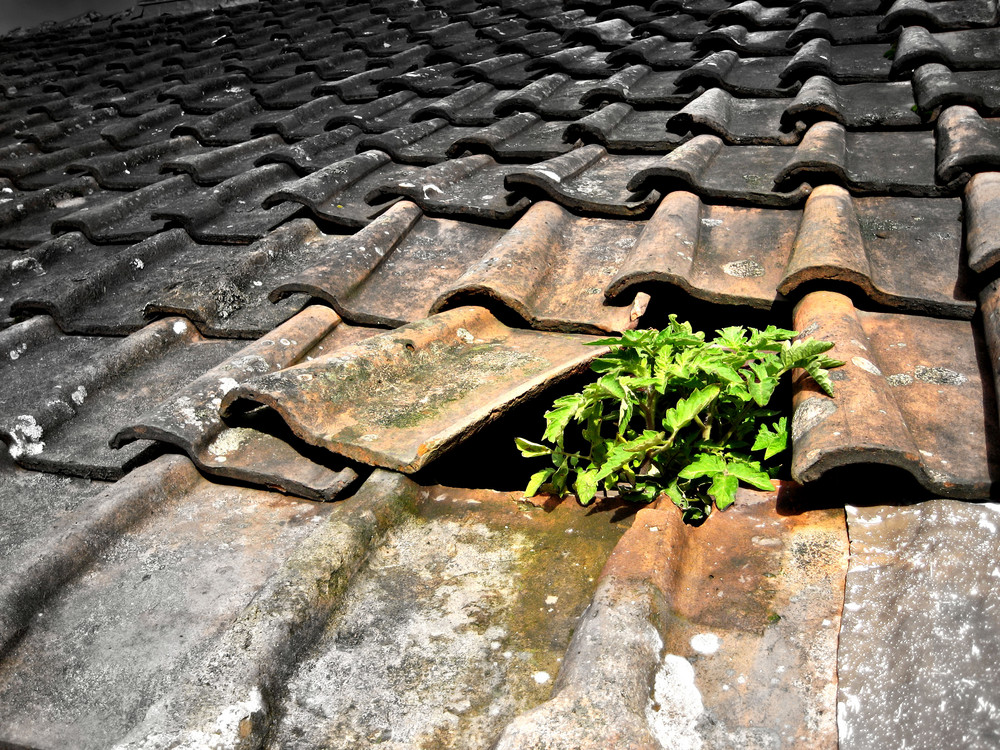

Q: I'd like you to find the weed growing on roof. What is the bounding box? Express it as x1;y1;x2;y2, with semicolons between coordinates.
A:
515;317;843;523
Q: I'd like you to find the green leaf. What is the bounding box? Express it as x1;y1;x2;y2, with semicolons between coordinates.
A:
662;385;720;432
709;473;739;510
748;376;778;407
524;468;554;497
728;459;777;492
515;437;552;458
752;417;788;460
543;393;585;442
678;453;727;479
574;468;600;505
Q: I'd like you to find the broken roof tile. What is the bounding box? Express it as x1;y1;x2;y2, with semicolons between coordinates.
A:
606;186;971;317
220;306;606;472
782;38;894;85
412;82;517;126
494;73;601;120
447;113;577;160
458;53;544;88
675;50;796;96
115;305;367;500
170;97;271;145
709;1;804;29
667;88;803;145
782;76;921;129
791;290;998;499
0;315;243;479
582;64;698;107
634;12;711;39
607;36;700;70
159;72;254;114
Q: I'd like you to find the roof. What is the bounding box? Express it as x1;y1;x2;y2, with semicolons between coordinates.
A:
1;0;999;747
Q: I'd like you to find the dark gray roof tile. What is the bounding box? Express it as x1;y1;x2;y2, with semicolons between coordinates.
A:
366;152;532;220
608;36;700;70
254;126;365;174
892;26;1000;78
494;73;601;119
67;136;205;190
935;105;1000;183
0;139;116;189
913;63;1000;117
582;64;699;107
0;176;104;250
152;163;302;243
567;102;689;151
412;82;518;126
0;315;243;479
880;0;999;31
162;134;289;185
159;72;254;114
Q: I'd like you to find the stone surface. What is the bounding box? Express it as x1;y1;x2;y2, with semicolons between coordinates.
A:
839;501;1000;750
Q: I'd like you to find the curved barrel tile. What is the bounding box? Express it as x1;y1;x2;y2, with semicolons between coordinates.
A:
936;105;1000;183
791;291;997;499
220;306;606;473
496;486;847;749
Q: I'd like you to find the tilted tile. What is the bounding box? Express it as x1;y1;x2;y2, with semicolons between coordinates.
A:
839;501;1000;750
497;30;566;57
534;47;623;79
913;63;1000;117
254;126;365;175
493;73;600;120
788;13;890;46
694;25;801;57
322;90;430;134
567;102;688;151
506;145;663;215
376;61;469;98
0;176;104;250
3;223;321;338
881;0;999;32
652;0;731;17
265;150;417;227
220;306;605;473
293;50;369;82
250;94;348;141
15;106;119;152
774;121;944;195
791;291;997;499
66;136;206;189
606;187;972;317
935;105;1000;183
252;71;327;109
115;306;368;500
794;0;883;17
366;153;532;221
0;454;343;750
631;124;947;205
667;88;802;145
964;172;1000;273
496;489;847;750
0;316;244;479
152;163;301;243
97;103;191;149
532;7;602;32
892;26;1000;78
168;97;275;146
357;118;475;164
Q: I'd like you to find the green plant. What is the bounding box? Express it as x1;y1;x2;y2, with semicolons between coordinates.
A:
515;317;843;523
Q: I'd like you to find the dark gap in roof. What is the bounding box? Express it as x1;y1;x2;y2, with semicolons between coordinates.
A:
637;290;793;334
804;463;935;507
413;368;596;492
